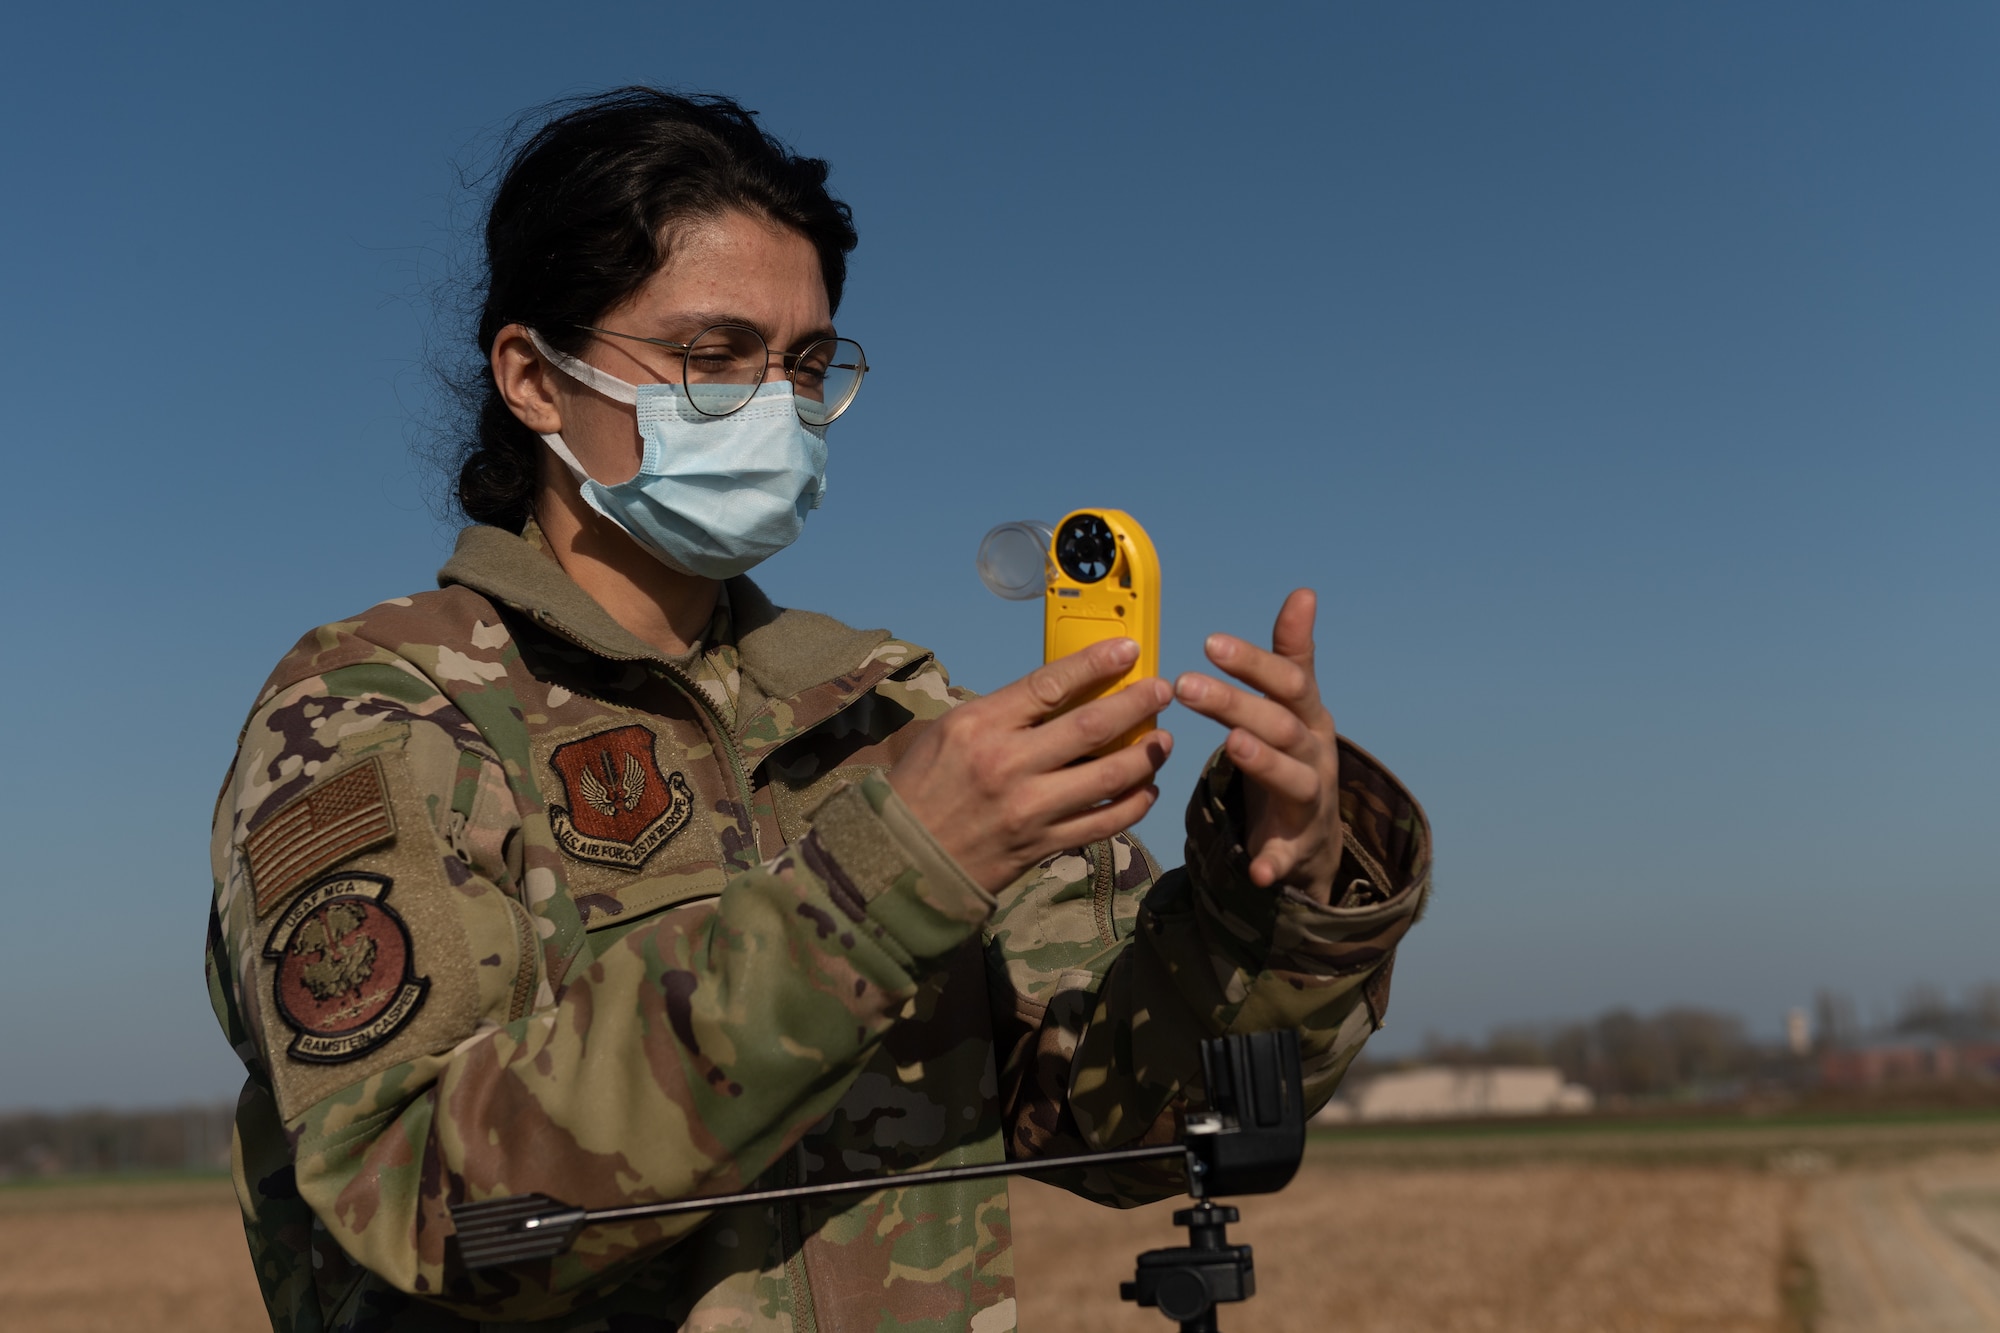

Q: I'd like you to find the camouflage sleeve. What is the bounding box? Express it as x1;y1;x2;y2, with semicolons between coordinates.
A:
985;738;1430;1204
208;660;993;1321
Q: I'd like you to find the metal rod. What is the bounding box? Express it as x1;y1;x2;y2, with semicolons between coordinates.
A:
578;1143;1188;1228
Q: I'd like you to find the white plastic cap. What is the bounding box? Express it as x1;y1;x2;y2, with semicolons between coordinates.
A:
976;521;1055;600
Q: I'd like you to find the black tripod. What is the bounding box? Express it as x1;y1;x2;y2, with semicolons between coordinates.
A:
450;1029;1307;1331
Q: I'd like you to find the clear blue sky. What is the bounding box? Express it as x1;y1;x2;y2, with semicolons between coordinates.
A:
3;2;1995;1109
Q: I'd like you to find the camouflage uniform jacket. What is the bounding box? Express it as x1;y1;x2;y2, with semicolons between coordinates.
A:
205;523;1431;1333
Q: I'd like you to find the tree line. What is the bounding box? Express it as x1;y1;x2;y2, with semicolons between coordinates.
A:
1379;981;2000;1100
0;1104;233;1180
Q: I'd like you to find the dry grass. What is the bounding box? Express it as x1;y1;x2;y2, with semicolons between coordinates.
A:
0;1177;266;1333
1012;1163;1798;1333
31;1144;2000;1328
1305;1113;2000;1171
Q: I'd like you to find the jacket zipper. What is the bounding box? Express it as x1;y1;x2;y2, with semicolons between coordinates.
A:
529;608;910;1333
651;658;828;1328
1090;839;1118;947
647;658;760;856
776;1149;821;1333
526;606;874;865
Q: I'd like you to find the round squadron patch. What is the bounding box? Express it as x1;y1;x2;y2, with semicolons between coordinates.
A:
547;723;695;869
263;871;428;1064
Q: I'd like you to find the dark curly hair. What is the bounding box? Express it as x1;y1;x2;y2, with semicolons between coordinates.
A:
452;88;857;531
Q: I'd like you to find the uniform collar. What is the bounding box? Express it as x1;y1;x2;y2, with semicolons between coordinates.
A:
437;523;904;717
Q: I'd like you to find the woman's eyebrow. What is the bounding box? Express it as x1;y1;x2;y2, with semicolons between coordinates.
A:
652;311;838;348
653;309;754;335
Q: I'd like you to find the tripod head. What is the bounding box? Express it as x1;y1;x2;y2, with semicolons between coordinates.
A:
1181;1027;1307;1197
449;1029;1309;1330
1117;1029;1305;1331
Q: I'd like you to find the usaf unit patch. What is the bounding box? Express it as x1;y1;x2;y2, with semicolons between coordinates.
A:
246;757;397;916
263;871;428;1064
547;723;694;869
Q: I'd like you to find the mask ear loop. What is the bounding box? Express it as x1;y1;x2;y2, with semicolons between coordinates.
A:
523;328;641;484
525;327;640;404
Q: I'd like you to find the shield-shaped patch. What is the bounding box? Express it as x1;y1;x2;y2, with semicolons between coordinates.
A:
548;723;694;869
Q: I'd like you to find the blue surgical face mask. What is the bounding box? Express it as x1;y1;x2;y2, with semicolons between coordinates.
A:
526;329;828;580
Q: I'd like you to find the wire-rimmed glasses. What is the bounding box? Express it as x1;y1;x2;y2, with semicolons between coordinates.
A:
577;323;868;426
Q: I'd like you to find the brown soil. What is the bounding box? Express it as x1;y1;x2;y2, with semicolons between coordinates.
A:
1801;1152;2000;1333
1011;1164;1797;1333
0;1177;266;1333
29;1157;1995;1333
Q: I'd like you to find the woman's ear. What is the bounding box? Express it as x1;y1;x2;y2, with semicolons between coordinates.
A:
492;324;565;434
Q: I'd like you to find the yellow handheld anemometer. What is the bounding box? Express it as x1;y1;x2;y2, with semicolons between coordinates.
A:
1045;510;1161;749
976;509;1161;753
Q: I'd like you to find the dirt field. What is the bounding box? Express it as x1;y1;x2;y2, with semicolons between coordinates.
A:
0;1178;266;1333
5;1136;1998;1332
1801;1154;2000;1333
1012;1165;1800;1333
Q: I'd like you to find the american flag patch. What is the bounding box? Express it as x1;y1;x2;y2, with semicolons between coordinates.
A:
246;757;398;916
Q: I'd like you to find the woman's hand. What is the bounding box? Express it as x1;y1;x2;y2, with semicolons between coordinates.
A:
1173;589;1343;903
888;639;1173;895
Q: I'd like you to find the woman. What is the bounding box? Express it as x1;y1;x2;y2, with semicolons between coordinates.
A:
206;88;1430;1333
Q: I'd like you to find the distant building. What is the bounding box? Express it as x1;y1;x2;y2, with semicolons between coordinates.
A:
1817;1033;2000;1089
1786;1007;1812;1056
1315;1066;1594;1124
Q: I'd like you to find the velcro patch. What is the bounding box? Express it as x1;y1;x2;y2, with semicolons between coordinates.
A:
547;724;694;869
247;757;397;916
263;871;428;1063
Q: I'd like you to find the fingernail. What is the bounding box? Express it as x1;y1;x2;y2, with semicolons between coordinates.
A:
1175;675;1204;702
1109;638;1140;664
1153;679;1174;707
1207;634;1234;660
